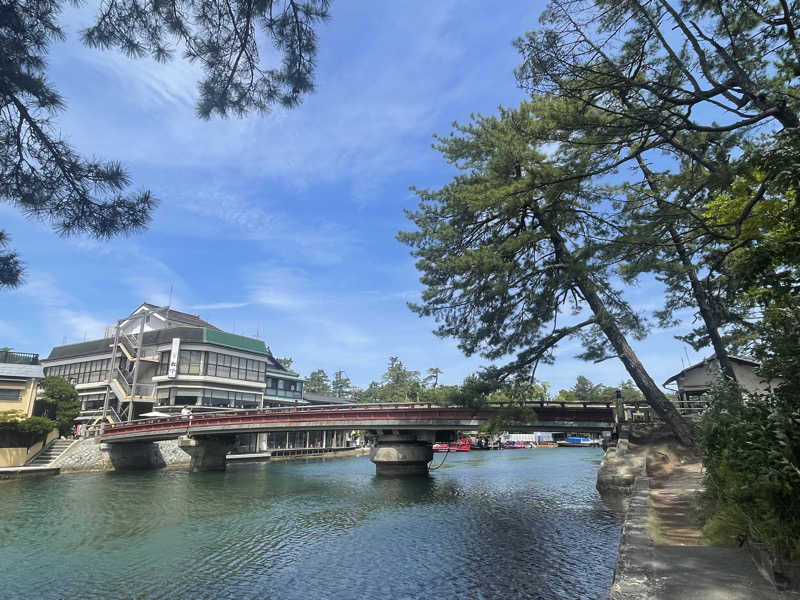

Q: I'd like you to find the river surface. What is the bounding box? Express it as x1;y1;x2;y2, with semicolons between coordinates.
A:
0;448;622;600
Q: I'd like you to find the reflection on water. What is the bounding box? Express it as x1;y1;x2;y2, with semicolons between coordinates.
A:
0;448;621;599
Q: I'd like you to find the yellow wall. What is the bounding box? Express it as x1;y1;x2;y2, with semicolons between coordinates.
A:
0;428;59;468
0;447;28;468
0;378;38;418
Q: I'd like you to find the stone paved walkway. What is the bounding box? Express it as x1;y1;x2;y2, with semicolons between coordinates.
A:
610;443;800;599
647;449;799;599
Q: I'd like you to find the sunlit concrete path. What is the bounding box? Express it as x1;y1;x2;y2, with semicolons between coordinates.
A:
611;450;799;599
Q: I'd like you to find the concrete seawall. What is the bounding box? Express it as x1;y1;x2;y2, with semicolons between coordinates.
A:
609;477;654;598
50;438;370;473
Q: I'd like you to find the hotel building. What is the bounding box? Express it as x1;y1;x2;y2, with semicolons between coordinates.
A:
41;303;305;424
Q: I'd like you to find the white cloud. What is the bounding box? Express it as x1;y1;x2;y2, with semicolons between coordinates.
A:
188;302;251;310
14;277;109;343
49;0;477;200
174;190;361;266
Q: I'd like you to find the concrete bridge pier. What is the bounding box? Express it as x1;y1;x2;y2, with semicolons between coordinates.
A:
179;435;237;472
100;441;166;471
370;431;434;476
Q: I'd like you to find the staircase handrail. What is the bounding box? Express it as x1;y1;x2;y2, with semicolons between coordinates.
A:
131;382;155;398
120;331;138;357
114;369;132;395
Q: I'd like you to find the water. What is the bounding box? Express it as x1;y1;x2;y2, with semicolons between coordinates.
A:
0;449;622;599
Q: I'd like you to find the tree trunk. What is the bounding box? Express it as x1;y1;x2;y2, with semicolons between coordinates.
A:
636;157;737;381
540;210;698;448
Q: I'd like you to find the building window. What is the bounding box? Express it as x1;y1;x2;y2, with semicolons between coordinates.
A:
205;352;265;383
178;350;203;375
157;352;170;376
265;378;302;399
174;387;202;406
200;389;260;409
79;393;107;410
155;388;171;406
44;359;111;385
0;389;21;402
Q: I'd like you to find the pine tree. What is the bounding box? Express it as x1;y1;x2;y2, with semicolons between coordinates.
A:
424;367;442;389
306;369;331;394
276;357;293;370
331;370;352;399
399;104;696;446
513;0;800;377
0;0;329;287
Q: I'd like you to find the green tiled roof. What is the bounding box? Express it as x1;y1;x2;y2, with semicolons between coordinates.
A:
45;326;289;373
203;328;269;356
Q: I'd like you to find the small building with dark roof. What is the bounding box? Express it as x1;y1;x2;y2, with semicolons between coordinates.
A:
0;350;43;418
663;355;778;401
302;392;353;406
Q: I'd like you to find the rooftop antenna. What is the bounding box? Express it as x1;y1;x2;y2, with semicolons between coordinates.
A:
684;345;692;365
167;284;173;310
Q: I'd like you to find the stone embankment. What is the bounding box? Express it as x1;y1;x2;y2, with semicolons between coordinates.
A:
52;438;190;473
603;424;800;599
596;427;646;504
51;439;370;473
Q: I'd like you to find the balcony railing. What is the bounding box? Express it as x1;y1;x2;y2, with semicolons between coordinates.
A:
264;388;303;399
0;350;39;365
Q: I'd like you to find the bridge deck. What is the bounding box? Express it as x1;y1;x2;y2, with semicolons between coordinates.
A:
101;403;616;443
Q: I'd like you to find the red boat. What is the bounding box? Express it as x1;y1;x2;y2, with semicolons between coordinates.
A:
433;438;472;452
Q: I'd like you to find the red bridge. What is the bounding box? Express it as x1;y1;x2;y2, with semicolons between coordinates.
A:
100;402;615;475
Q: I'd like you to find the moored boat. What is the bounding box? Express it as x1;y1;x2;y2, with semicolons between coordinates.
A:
433;438;472;452
557;436;599;447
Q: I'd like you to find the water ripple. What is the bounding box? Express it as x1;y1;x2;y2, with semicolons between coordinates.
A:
0;448;621;599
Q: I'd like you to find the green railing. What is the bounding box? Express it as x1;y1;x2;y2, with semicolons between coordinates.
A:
0;350;39;365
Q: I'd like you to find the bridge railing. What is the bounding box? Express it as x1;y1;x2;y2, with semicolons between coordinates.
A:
101;401;617;437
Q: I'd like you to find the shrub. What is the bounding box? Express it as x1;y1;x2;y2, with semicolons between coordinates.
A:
0;411;56;447
40;376;80;436
700;303;800;560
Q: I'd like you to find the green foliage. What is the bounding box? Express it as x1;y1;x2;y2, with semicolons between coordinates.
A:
0;411;56;447
276;357;294;370
0;0;155;288
379;356;423;402
40;376;79;437
399;102;647;376
424;367;443;389
0;233;23;289
351;381;382;404
1;0;328;287
513;0;800;367
306;369;331;394
700;302;800;560
331;370;351;399
83;0;330;119
572;376;602;403
554;377;641;405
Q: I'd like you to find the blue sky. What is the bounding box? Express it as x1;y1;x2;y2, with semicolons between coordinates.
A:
2;1;707;392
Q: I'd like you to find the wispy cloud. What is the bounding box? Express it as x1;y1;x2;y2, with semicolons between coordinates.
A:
14;277;109;343
188;302;251;310
175;190;361;266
